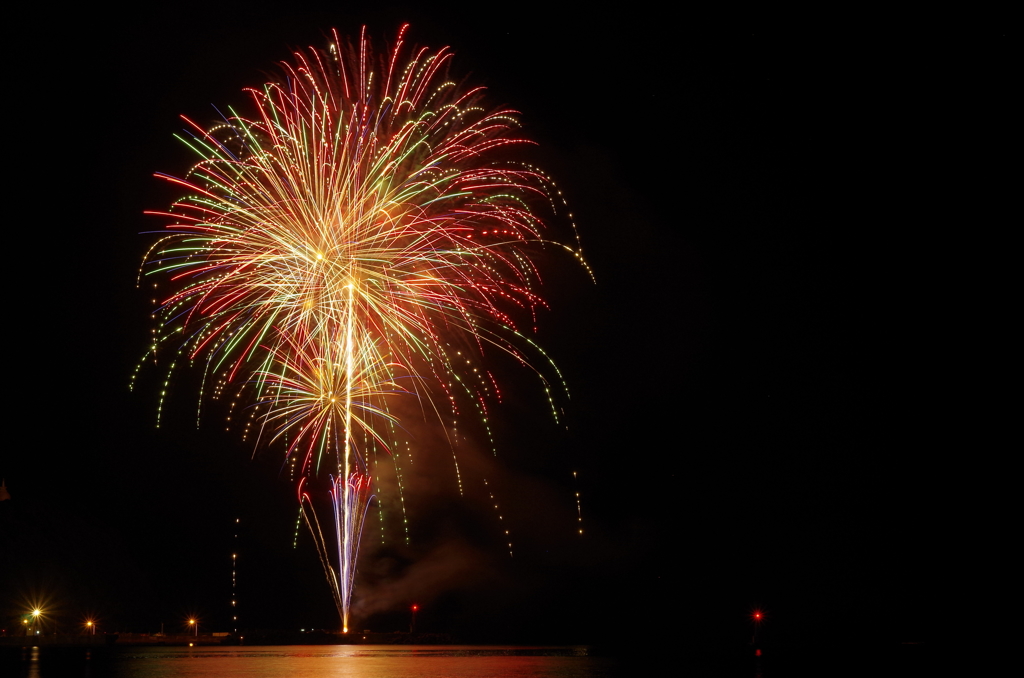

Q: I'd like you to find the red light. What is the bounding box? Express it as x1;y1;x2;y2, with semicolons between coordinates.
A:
412;605;418;611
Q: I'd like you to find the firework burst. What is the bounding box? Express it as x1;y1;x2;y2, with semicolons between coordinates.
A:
139;25;587;631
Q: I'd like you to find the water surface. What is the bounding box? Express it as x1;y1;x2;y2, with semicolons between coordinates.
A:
8;644;622;678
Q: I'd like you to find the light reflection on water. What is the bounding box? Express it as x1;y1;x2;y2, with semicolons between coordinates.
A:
26;646;40;678
15;645;620;678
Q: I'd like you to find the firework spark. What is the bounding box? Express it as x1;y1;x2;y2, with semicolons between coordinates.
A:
140;25;586;631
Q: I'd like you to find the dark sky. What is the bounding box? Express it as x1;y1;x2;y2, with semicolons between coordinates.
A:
3;6;1007;648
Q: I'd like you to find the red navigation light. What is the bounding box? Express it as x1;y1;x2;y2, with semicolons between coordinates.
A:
412;605;419;611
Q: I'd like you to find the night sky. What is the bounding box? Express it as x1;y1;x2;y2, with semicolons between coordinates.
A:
3;6;1005;651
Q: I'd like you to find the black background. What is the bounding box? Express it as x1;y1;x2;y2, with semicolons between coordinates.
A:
2;4;1008;651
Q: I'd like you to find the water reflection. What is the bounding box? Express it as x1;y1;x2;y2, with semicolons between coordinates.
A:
26;646;40;678
8;645;618;678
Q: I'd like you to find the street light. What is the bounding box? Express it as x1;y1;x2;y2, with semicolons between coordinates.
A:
25;609;42;636
189;618;197;637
